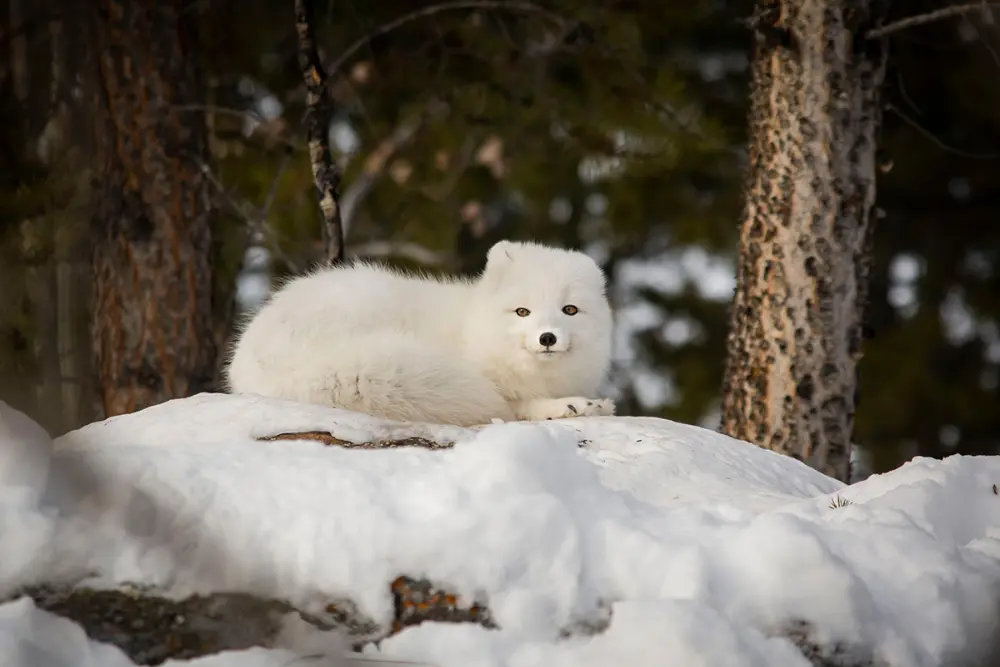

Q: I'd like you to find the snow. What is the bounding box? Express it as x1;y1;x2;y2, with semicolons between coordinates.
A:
2;394;1000;667
0;596;134;667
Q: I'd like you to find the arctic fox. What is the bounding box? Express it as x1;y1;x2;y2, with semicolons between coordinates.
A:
225;240;615;426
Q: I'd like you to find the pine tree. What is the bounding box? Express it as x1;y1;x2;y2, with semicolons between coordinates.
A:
87;0;217;417
720;0;890;481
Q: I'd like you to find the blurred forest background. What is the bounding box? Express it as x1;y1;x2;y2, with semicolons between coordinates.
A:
1;0;999;476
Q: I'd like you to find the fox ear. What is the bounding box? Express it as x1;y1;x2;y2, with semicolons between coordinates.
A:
485;240;517;268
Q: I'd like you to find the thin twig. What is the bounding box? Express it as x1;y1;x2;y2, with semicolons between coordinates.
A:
867;2;1000;38
416;136;477;202
327;0;565;76
295;0;346;264
194;156;303;272
262;148;294;217
886;102;1000;159
582;37;741;156
340;99;449;233
964;16;1000;72
176;103;266;124
348;240;453;267
340;117;422;234
195;157;256;221
895;72;924;118
176;104;303;152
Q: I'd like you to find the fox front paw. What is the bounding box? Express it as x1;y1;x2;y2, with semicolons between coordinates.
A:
578;397;616;417
514;397;616;421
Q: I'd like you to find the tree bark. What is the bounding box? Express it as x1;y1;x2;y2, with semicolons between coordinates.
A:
295;0;345;264
88;0;217;418
720;0;889;481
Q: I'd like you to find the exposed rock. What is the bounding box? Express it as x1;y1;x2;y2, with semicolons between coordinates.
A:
14;580;876;667
23;584;302;665
390;576;493;635
15;575;490;666
781;620;879;667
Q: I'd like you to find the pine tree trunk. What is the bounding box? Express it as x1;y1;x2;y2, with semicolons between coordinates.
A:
88;0;217;418
720;0;889;481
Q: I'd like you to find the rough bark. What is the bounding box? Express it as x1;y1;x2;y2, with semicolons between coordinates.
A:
88;0;217;418
720;0;889;481
295;0;346;264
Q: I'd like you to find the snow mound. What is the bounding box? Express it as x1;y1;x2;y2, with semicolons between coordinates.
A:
2;393;1000;667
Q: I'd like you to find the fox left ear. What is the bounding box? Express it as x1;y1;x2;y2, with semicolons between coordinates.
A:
485;240;516;267
482;242;519;283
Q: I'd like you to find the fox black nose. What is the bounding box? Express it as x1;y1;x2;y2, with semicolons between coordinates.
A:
539;332;557;347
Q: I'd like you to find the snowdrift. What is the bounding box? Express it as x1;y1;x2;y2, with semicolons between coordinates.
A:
1;393;999;667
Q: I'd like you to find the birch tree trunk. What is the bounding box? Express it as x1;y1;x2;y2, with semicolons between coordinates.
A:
295;0;346;264
720;0;890;481
87;0;217;418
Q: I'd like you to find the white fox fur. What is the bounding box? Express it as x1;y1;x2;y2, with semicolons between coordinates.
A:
225;240;615;425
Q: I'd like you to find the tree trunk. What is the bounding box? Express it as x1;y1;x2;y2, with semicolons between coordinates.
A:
88;0;217;418
720;0;889;481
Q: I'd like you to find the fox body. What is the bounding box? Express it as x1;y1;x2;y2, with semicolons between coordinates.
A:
225;240;615;425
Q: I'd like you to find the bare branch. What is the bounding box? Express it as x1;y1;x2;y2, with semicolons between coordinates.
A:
885;102;1000;159
341;99;449;234
341;119;422;233
415;136;478;202
348;240;453;267
195;158;257;223
327;0;566;76
176;104;303;153
262;148;294;217
295;0;346;264
867;2;1000;38
195;157;303;273
176;103;266;124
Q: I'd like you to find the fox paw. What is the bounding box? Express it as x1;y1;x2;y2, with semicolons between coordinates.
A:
516;397;616;421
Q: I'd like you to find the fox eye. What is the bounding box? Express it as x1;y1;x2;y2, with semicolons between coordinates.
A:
562;305;579;316
515;307;531;317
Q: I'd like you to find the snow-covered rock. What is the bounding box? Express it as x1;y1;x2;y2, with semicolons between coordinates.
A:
1;393;999;667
